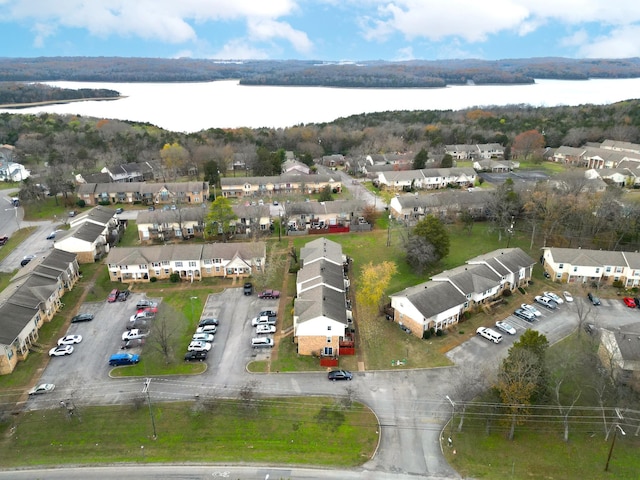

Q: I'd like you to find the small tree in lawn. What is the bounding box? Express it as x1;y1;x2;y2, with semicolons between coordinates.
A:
205;196;237;241
412;215;450;260
355;261;397;341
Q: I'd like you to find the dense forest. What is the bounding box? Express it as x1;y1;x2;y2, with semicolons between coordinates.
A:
1;57;640;87
0;82;120;107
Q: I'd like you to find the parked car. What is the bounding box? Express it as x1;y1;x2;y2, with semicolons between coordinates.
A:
71;313;94;323
514;308;536;322
251;315;277;326
57;335;82;345
107;289;120;303
127;319;150;331
188;341;212;352
198;317;219;327
251;337;274;348
68;210;77;217
121;338;145;349
49;345;74;357
259;310;277;318
495;321;517;335
137;306;158;314
635;297;640;308
256;324;276;335
192;332;214;343
122;329;149;341
129;311;155;322
117;290;131;302
115;207;124;214
20;254;36;267
534;295;557;310
588;292;601;306
0;235;8;246
258;289;280;299
109;352;140;366
184;350;208;362
563;291;574;302
623;297;636;308
520;303;542;317
196;325;217;334
328;369;353;381
136;299;158;309
543;292;564;304
476;327;503;344
243;282;253;295
28;383;55;395
46;231;57;240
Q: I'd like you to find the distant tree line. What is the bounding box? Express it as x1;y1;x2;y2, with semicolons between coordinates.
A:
1;57;640;86
0;82;120;106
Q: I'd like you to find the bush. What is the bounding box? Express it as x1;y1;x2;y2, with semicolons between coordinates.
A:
435;329;444;337
76;199;86;208
612;280;624;289
518;287;526;294
169;273;180;283
502;289;512;297
423;329;432;340
150;277;157;283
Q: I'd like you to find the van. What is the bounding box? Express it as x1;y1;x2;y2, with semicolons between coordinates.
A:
108;353;140;366
476;327;503;344
251;337;274;348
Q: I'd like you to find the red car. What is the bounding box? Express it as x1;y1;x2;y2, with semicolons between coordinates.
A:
258;289;280;299
623;297;636;308
107;289;120;303
137;306;158;314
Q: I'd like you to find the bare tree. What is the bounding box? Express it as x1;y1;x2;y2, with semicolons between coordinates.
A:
553;378;581;442
449;364;492;432
146;314;177;364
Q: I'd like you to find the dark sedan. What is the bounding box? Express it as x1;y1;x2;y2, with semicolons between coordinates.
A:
328;369;353;381
71;313;94;323
184;350;208;362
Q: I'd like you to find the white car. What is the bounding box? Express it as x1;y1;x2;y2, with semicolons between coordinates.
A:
256;324;276;334
495;321;517;335
28;383;56;395
188;341;212;352
49;345;74;357
563;291;574;302
57;335;82;345
122;329;149;341
196;325;217;334
192;332;214;343
544;291;564;304
520;303;542;317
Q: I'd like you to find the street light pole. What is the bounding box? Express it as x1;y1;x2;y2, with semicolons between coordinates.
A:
445;395;455;446
142;378;157;439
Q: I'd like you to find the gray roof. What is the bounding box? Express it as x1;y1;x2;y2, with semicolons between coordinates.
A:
286;199;365;217
297;260;344;292
395;190;492;210
467;248;536;275
73;205;116;226
220;173;337;186
0;303;39;345
611;322;640;363
105;242;266;265
433;264;501;295
69;222;107;244
300;237;343;266
394;281;468;319
232;204;270;219
295;285;348;325
544;247;628;267
77;181;207;195
136;206;206;224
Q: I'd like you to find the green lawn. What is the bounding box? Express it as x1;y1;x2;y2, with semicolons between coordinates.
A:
0;398;378;468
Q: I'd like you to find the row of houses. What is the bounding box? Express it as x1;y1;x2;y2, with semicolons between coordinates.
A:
76;182;209;207
444;143;505;160
135;200;369;243
551;140;640;170
0;250;80;375
105;242;266;283
542;247;640;287
390;248;535;337
293;238;352;357
377;167;477;191
220;173;341;198
389;191;492;224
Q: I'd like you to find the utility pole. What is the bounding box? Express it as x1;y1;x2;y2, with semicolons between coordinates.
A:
143;378;157;439
445;395;455;446
605;409;625;472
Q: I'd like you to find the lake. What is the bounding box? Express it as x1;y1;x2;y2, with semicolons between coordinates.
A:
2;78;640;133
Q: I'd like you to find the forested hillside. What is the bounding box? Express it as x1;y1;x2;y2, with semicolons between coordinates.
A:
0;82;120;107
1;57;640;86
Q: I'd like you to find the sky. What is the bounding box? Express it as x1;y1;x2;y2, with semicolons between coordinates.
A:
2;0;640;61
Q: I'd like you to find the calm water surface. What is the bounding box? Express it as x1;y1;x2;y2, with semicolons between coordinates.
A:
2;78;639;132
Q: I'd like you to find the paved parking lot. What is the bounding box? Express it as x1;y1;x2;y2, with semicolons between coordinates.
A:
26;287;282;409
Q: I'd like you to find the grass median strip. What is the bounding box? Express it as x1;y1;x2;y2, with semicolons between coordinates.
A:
0;397;378;467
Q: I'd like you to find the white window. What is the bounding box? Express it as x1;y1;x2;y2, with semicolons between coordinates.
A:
323;347;333;356
175;261;183;267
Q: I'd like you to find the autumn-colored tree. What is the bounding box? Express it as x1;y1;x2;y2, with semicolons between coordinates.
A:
160;142;190;179
356;261;397;311
360;204;379;225
512;129;545;161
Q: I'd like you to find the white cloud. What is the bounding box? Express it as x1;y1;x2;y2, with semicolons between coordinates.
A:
31;22;56;48
394;46;414;61
575;25;640;58
212;38;270;60
247;18;313;54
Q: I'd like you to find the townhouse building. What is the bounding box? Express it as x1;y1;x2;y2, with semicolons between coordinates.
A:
76;181;208;207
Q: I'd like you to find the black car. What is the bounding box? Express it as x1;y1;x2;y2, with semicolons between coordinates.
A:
259;310;277;318
20;255;36;267
136;299;157;309
587;292;601;306
243;282;253;295
121;338;145;349
117;290;131;302
198;317;219;327
115;207;124;214
71;313;94;323
328;369;353;381
184;350;208;362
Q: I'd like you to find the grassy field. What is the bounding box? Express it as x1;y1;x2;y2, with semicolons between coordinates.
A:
0;398;378;468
